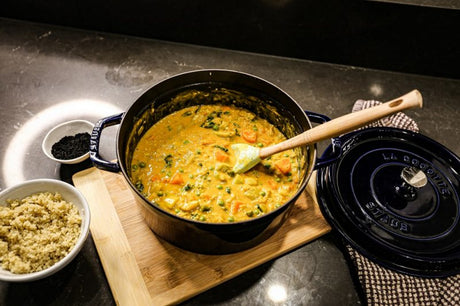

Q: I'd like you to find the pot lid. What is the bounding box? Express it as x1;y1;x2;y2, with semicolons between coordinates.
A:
316;127;460;277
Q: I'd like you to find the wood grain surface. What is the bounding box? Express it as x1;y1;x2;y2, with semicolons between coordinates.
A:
73;168;330;305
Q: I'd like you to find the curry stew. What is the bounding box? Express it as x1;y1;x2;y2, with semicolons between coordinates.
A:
130;104;300;223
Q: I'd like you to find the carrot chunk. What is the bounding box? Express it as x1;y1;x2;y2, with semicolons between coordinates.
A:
150;175;161;182
242;130;257;143
231;201;243;214
268;180;278;190
169;172;185;185
275;158;291;175
215;150;229;162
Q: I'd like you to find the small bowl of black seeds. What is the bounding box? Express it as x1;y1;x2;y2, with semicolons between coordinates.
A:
42;120;94;164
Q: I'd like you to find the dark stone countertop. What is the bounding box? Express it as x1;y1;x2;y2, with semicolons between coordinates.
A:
366;0;460;9
0;18;459;305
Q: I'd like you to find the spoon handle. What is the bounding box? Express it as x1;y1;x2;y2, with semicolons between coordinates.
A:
259;89;423;159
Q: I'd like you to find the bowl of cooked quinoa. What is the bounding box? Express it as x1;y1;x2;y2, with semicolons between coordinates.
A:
0;179;90;282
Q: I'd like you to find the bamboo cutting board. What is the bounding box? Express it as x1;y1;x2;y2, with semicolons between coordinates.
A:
72;168;330;305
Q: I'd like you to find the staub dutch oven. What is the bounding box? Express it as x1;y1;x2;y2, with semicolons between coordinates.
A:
90;69;326;254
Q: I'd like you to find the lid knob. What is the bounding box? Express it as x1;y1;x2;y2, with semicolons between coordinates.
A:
394;167;427;204
401;166;428;188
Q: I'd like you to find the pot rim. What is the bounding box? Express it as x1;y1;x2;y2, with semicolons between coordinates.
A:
117;69;316;227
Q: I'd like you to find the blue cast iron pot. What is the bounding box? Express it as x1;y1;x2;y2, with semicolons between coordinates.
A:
89;69;334;254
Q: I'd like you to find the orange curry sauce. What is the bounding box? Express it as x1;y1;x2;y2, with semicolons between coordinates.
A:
130;104;299;223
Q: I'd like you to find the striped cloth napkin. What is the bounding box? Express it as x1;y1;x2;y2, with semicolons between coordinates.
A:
343;99;460;305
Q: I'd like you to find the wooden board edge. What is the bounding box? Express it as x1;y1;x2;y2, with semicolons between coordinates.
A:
72;168;152;306
165;226;331;305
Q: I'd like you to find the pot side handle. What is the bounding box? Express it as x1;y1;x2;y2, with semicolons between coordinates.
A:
304;111;342;169
90;113;124;173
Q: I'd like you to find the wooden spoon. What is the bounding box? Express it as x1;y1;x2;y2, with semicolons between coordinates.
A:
232;89;423;174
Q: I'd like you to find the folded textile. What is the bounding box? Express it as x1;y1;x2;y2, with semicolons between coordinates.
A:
352;99;419;132
347;246;460;305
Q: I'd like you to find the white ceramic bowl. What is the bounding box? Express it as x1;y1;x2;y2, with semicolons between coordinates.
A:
42;120;94;164
0;179;91;282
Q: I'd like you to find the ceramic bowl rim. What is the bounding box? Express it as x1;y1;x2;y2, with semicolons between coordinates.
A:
0;178;91;282
42;119;94;164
